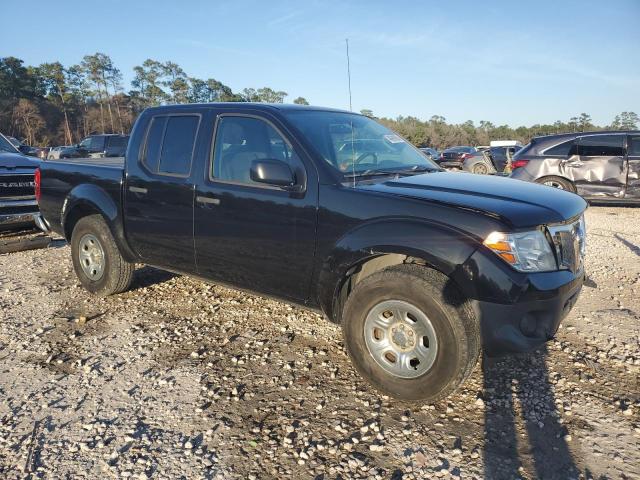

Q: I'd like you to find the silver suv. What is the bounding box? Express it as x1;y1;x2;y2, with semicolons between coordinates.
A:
509;131;640;202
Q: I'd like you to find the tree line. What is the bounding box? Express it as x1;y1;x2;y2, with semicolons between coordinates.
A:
374;111;639;150
0;53;637;149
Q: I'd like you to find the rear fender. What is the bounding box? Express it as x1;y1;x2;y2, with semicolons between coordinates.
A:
316;218;478;322
62;184;137;262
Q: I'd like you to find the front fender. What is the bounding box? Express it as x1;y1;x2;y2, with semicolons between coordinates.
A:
62;184;137;262
315;218;479;321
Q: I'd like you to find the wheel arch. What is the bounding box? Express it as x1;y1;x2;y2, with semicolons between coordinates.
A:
62;184;137;262
315;218;478;323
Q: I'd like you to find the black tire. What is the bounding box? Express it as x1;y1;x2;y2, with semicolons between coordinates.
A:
341;265;480;402
70;215;134;296
536;175;576;193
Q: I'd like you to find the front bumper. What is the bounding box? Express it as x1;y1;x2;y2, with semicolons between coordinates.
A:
470;274;582;355
453;248;585;356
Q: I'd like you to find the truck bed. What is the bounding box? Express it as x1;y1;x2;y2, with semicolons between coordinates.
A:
38;156;125;238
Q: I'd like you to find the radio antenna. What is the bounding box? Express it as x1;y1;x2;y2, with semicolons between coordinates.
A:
345;38;352;111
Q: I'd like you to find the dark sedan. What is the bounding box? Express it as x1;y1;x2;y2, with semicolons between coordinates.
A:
437;146;477;169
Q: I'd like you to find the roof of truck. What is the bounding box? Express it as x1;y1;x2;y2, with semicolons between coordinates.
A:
143;103;354;115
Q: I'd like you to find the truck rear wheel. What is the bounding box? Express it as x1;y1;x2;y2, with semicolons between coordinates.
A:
71;215;134;296
341;265;480;402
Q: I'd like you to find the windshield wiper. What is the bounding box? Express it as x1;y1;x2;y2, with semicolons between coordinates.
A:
393;165;439;175
343;169;401;179
344;165;438;179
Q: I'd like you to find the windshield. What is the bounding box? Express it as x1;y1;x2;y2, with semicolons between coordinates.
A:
284;111;440;176
0;134;18;153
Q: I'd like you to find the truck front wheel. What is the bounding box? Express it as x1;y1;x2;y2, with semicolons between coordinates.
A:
71;215;134;296
342;265;480;402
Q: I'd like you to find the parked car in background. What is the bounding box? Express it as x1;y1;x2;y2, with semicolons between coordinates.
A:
510;131;640;202
0;133;41;230
37;103;587;402
60;134;129;159
6;136;48;159
47;146;71;160
437;146;476;169
419;147;439;162
463;145;523;174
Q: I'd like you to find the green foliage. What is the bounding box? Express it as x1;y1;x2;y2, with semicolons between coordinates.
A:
611;111;639;130
378;113;636;150
0;54;637;148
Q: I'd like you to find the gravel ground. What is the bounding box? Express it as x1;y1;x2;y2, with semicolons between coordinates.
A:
0;206;638;480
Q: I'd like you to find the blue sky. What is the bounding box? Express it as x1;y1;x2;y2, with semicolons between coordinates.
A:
2;0;638;126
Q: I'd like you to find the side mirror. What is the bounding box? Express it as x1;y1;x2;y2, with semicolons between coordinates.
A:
250;159;295;187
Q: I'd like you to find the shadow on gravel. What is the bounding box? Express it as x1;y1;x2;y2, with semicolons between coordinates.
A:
483;347;579;479
614;233;640;257
131;265;177;290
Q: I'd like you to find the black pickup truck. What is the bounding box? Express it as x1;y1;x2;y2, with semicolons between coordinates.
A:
37;103;587;401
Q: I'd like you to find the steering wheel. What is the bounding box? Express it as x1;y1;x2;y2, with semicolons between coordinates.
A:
354;152;378;166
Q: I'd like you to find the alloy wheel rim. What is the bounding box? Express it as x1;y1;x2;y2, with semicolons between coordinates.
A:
364;300;438;379
543;180;565;189
474;164;488;174
78;233;105;281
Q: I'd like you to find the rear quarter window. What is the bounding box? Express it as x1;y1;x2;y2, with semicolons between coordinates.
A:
542;139;574;157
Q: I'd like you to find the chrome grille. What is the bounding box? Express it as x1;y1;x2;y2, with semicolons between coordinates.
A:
547;216;586;273
0;173;35;199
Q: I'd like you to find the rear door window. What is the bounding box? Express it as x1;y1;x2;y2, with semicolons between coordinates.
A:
89;136;105;152
159;116;199;175
628;136;640;156
107;136;128;150
142;115;199;176
578;135;625;157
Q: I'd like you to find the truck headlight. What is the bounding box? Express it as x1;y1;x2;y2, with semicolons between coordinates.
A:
483;229;557;272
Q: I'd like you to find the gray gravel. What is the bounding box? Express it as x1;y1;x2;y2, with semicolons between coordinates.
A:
0;206;638;479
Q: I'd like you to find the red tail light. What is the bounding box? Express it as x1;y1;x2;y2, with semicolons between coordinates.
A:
34;168;41;202
511;159;529;169
460;153;473;160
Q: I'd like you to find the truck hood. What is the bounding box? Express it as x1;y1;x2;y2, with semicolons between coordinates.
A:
0;151;40;170
358;171;587;229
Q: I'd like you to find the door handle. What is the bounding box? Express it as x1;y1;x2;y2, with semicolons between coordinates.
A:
129;186;148;194
196;195;220;206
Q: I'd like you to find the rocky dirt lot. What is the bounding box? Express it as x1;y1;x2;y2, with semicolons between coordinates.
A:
0;206;638;480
